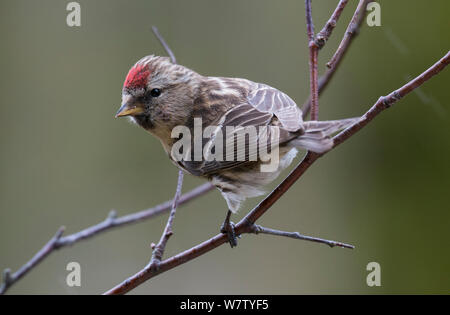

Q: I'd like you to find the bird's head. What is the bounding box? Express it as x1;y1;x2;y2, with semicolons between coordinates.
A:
116;55;200;134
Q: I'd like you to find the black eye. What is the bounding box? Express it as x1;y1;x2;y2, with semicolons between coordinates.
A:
150;88;161;97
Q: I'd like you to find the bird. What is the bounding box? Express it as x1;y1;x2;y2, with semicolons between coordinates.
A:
115;55;358;247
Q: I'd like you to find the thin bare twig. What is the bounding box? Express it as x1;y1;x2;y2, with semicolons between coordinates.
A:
305;0;315;43
0;227;65;295
249;224;355;249
152;26;177;64
0;182;213;295
105;51;449;295
332;51;450;148
327;0;369;69
302;0;370;117
61;183;212;246
305;0;320;120
149;170;184;270
315;0;349;49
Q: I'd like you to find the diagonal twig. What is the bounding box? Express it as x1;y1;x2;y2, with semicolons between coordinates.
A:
148;170;184;270
302;0;370;117
305;0;320;120
332;51;450;148
0;227;65;295
249;224;355;249
152;26;177;64
0;182;213;295
327;0;370;69
315;0;349;49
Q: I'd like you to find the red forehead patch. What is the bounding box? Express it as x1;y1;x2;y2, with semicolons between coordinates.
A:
123;64;151;90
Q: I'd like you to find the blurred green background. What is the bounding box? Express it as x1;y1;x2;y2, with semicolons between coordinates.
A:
1;0;449;294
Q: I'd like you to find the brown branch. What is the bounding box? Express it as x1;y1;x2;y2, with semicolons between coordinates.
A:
327;0;369;69
59;182;213;247
0;182;214;295
104;51;449;295
315;0;349;49
249;224;354;249
149;170;184;270
305;0;315;42
332;51;450;148
302;0;370;117
305;0;320;120
0;227;65;295
152;26;177;64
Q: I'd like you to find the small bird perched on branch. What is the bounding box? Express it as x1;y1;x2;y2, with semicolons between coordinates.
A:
116;55;358;247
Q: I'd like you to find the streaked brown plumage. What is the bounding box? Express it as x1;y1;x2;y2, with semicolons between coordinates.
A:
116;55;358;246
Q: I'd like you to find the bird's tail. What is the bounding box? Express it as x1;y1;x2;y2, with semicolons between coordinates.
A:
290;117;360;153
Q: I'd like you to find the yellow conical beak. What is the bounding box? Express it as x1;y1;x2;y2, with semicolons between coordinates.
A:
115;103;144;118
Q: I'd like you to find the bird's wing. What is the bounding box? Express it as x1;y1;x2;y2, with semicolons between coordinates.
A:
247;83;304;132
178;84;303;176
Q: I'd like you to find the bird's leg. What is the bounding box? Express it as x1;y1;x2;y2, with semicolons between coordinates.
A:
220;210;238;248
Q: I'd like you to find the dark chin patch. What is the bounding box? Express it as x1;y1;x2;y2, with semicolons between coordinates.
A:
135;114;154;130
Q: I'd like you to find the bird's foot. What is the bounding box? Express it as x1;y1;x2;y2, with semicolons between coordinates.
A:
220;220;238;248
